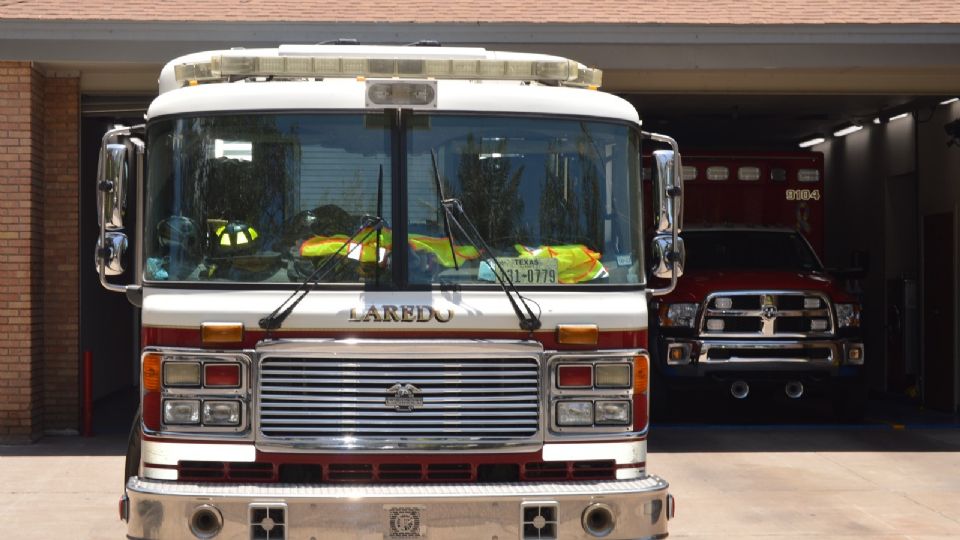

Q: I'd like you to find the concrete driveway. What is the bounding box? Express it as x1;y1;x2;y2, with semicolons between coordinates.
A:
2;409;959;539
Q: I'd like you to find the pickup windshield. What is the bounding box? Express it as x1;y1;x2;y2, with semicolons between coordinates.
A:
144;113;642;286
682;230;822;272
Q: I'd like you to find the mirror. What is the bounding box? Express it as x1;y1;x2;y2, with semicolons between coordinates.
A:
650;234;685;279
651;149;683;235
95;231;128;275
97;142;127;230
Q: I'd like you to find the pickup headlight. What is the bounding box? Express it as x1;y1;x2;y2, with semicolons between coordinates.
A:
660;303;698;328
835;303;861;328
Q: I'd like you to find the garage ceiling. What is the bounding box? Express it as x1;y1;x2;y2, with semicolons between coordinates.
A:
623;93;955;149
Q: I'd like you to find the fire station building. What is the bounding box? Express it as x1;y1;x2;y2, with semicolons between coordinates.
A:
1;2;959;441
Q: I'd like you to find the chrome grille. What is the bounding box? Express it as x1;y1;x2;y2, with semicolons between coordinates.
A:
258;357;540;440
700;291;833;338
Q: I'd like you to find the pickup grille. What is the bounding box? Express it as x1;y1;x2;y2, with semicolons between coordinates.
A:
700;292;833;338
258;357;540;441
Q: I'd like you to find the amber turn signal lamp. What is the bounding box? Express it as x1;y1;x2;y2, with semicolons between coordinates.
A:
201;322;244;344
633;355;649;393
556;324;599;346
669;347;685;362
142;353;162;392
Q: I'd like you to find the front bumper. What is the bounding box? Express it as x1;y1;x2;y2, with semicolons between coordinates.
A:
660;338;863;378
124;475;671;540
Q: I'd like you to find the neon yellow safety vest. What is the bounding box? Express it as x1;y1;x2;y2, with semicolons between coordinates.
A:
514;244;609;283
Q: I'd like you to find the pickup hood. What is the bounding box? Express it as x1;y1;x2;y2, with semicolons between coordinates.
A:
664;270;856;304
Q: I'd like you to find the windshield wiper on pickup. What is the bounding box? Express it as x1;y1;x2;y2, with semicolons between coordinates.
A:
439;197;542;332
259;214;384;333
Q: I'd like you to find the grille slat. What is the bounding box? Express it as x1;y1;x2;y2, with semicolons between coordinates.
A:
260;385;537;395
262;377;537;385
261;401;537;409
260;418;539;425
260;426;537;434
258;356;540;441
258;394;537;403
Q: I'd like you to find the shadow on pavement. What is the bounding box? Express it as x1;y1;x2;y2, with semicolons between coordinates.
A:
649;392;960;453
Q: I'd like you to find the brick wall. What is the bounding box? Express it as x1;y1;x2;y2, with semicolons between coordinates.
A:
0;64;81;441
0;62;45;442
42;75;80;433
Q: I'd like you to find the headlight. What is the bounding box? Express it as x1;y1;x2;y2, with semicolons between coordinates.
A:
595;401;631;425
163;399;200;425
164;362;201;387
594;364;631;388
835;303;861;328
202;401;242;426
660;303;698;328
556;401;594;426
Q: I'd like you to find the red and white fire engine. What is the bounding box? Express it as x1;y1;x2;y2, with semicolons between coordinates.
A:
649;152;866;417
95;45;684;539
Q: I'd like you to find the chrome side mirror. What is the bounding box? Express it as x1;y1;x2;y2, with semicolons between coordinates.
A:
645;132;684;297
651;149;683;235
95;125;143;297
651;235;685;279
97;142;128;230
95;231;129;275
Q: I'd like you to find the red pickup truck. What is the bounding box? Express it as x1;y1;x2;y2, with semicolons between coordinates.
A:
648;153;866;419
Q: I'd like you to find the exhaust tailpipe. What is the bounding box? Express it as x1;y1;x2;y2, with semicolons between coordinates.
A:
730;380;749;399
785;381;804;399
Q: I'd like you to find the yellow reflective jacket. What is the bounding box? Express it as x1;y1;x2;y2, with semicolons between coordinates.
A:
299;229;479;267
514;244;608;283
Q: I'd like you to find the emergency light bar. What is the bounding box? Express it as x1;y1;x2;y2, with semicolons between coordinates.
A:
173;47;603;89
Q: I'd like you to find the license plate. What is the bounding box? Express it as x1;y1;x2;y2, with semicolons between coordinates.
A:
479;257;559;285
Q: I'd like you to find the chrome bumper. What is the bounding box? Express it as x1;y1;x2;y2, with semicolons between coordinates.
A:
124;476;671;540
663;338;863;373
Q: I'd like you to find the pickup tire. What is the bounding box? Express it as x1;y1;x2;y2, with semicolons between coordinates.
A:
124;408;142;487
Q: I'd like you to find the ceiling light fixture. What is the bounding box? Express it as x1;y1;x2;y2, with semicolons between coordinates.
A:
798;136;826;148
941;98;959;106
889;112;910;122
833;124;863;137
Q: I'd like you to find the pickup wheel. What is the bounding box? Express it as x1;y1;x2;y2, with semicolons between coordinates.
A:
124;408;142;487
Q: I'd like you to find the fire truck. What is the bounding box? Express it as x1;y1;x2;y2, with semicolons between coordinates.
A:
649;152;866;417
95;45;684;539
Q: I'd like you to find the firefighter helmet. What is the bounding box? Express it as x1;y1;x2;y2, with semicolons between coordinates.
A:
212;221;261;256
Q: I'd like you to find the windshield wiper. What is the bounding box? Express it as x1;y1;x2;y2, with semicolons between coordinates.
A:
430;150;459;270
439;197;542;332
259;214;384;332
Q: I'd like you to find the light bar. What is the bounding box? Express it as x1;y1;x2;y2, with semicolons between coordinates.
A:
889;112;910;122
798;137;825;148
940;98;959;106
174;53;603;88
833;124;863;137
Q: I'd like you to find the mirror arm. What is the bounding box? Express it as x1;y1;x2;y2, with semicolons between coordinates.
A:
645;131;683;298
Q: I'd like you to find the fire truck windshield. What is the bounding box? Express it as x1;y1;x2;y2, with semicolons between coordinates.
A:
682;230;823;272
143;113;643;286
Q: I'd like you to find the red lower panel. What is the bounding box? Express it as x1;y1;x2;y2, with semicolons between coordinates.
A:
142;326;648;351
173;458;628;484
